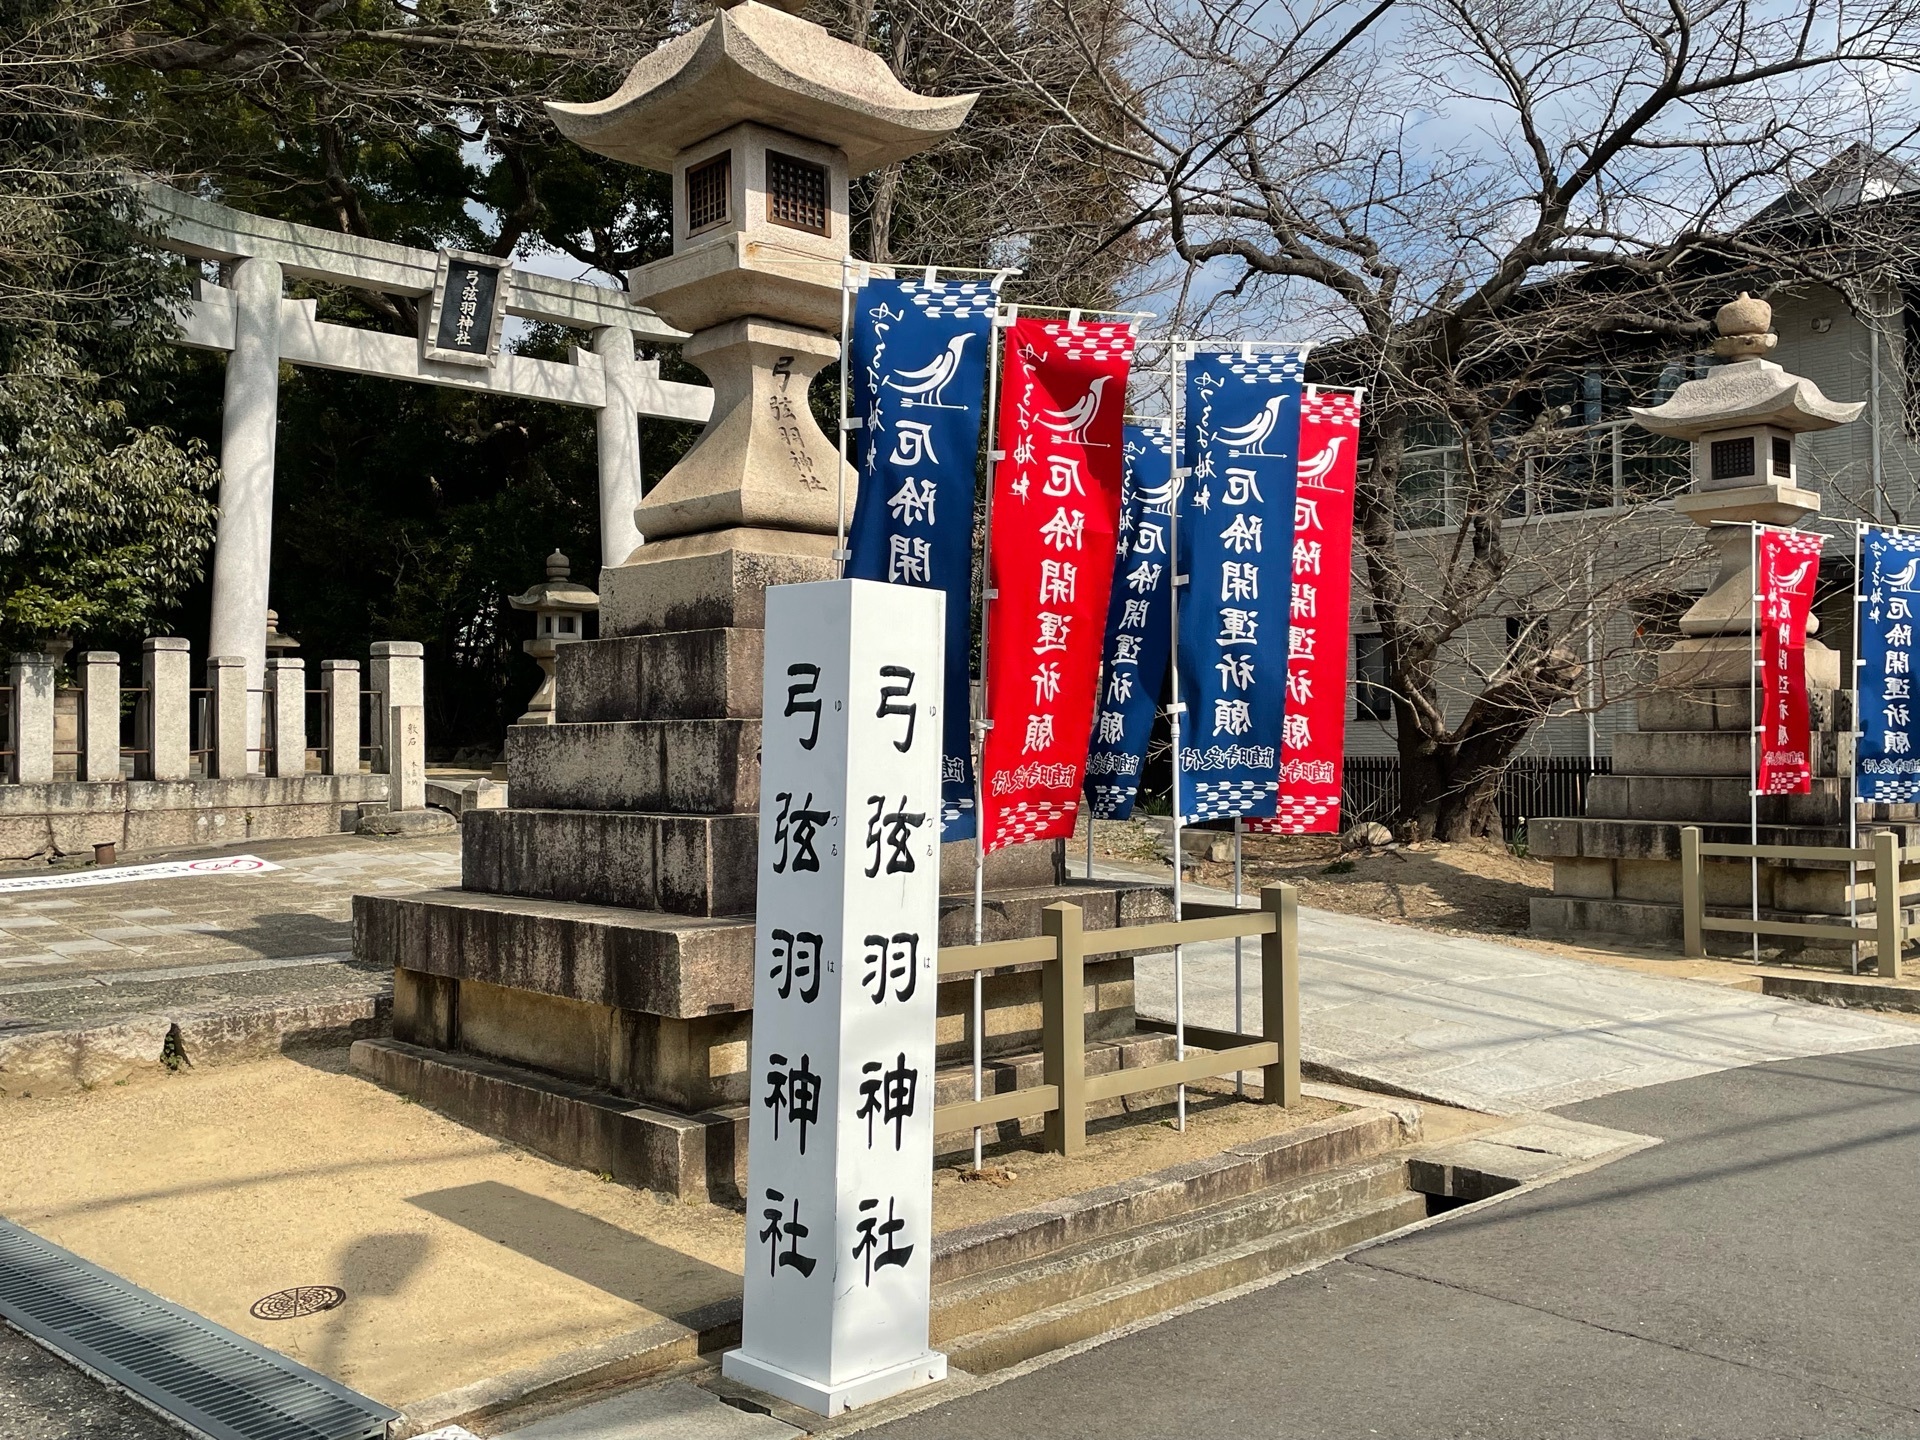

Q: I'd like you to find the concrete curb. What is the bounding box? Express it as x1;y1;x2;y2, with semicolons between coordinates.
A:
0;986;389;1093
1760;972;1920;1015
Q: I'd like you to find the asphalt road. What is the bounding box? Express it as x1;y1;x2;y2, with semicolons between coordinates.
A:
0;1323;180;1440
872;1042;1920;1440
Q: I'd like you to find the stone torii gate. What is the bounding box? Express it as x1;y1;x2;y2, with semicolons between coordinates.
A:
142;181;713;712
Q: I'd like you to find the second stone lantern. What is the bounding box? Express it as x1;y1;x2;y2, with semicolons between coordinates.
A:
546;0;975;620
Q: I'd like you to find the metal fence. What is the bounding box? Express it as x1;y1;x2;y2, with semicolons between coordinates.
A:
1340;755;1611;839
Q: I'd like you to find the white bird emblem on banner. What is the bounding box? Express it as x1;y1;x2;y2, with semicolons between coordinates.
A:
885;333;974;409
1771;559;1812;595
1296;434;1347;488
1216;395;1289;456
1886;556;1920;592
1039;374;1111;446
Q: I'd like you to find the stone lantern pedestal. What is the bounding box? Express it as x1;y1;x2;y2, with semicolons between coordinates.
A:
350;0;1172;1199
1530;296;1910;952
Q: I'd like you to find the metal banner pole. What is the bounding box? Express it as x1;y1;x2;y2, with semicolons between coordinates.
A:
1233;816;1245;1096
1851;520;1865;974
969;300;1012;1173
834;258;856;570
1168;343;1190;1132
1750;521;1761;965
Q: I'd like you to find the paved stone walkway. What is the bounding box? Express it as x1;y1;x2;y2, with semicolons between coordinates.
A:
1129;880;1920;1113
0;835;459;1031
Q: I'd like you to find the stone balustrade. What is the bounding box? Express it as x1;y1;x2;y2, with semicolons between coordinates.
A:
0;637;432;862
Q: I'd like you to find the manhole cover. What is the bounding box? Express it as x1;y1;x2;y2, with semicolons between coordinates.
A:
249;1286;346;1320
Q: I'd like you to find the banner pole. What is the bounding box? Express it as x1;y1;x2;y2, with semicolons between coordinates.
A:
1168;345;1189;1132
835;258;854;570
1233;816;1244;1096
969;303;1011;1174
1851;520;1864;975
1751;521;1760;966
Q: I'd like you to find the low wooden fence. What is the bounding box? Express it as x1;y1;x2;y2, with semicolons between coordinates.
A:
932;885;1301;1155
1679;826;1905;978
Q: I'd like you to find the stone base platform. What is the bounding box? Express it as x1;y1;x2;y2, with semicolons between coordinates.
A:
351;1022;1184;1201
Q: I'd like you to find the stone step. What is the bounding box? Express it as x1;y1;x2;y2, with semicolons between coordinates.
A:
506;719;758;814
350;1036;748;1202
555;629;763;724
939;1183;1426;1373
1531;816;1920;865
356;880;1173;1019
1612;728;1837;779
1583;773;1844;824
1530;893;1920;952
933;1158;1409;1348
464;808;756;917
1639;686;1847;734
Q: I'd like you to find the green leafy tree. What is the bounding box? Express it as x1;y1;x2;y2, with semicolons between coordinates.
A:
0;0;218;654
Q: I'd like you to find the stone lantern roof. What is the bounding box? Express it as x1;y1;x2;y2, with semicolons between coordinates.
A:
1628;293;1864;440
544;1;975;175
508;551;599;613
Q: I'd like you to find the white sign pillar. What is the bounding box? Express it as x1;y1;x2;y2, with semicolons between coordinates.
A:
724;579;947;1416
207;254;283;746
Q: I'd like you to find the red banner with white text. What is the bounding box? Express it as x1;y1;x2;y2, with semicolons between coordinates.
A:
1248;389;1362;834
980;317;1134;852
1757;526;1823;796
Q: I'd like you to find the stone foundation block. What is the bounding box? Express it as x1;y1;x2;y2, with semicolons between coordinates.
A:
599;532;838;636
463;808;757;917
505;719;758;814
555;629;765;724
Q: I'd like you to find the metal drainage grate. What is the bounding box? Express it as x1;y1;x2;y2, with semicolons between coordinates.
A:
0;1218;398;1440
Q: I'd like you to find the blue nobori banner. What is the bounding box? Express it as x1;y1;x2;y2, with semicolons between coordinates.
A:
1857;525;1920;801
843;275;997;839
1175;346;1309;822
1084;423;1176;820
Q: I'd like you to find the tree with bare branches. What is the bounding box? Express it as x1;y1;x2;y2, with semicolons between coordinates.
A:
907;0;1920;835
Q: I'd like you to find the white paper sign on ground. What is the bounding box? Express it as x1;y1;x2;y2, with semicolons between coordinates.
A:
0;856;282;895
722;579;946;1416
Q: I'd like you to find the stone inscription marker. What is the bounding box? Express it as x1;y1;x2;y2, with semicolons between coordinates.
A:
722;578;947;1414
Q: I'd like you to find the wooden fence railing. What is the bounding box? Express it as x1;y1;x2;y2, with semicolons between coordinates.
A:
933;885;1301;1155
1679;826;1905;978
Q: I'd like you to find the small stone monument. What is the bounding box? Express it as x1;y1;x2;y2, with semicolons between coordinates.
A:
1532;294;1871;947
508;550;598;725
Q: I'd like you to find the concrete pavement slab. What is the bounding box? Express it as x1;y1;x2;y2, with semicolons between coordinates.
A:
500;1379;800;1439
1135;898;1920;1111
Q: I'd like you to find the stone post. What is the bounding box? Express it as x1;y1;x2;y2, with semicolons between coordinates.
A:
387;704;426;811
7;654;54;783
79;651;121;782
207;255;283;744
321;659;361;775
594;325;644;566
208;655;252;778
367;641;425;773
138;638;192;782
266;656;307;778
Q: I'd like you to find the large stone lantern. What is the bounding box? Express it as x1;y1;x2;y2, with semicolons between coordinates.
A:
546;0;975;617
508;550;599;725
1630;292;1863;690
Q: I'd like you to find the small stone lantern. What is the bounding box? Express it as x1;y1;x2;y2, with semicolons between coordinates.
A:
264;609;300;656
1628;292;1863;691
508;551;598;725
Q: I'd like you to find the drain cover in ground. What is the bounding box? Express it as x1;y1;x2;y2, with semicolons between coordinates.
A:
250;1285;347;1320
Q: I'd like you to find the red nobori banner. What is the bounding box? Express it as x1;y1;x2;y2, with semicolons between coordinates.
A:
980;316;1135;852
1248;389;1362;834
1757;526;1823;796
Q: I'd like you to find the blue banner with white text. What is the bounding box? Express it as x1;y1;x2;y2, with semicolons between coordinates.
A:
844;276;995;839
1858;526;1920;802
1084;424;1177;820
1175;348;1308;822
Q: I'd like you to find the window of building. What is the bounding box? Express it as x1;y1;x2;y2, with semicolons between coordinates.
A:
767;151;829;235
1354;633;1393;720
1506;613;1548;665
686;152;731;233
